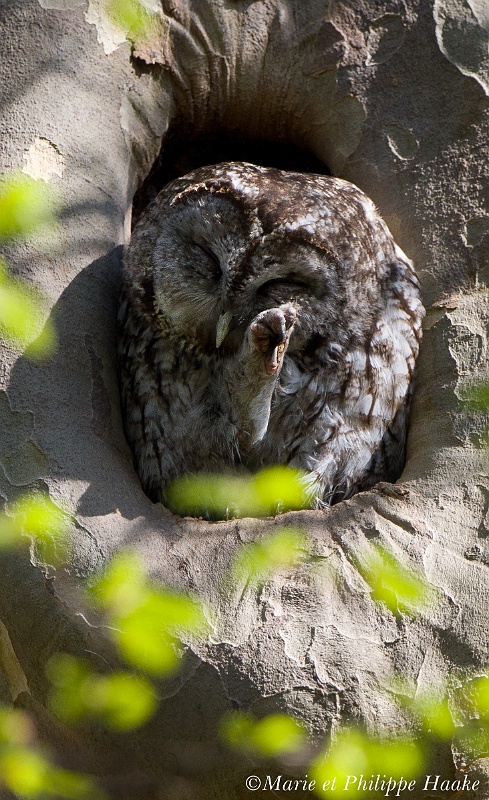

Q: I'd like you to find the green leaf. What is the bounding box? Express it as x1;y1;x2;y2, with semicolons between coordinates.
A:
311;728;424;797
220;711;306;757
89;551;206;674
0;747;49;797
356;543;429;616
0;173;57;241
44;768;104;800
47;654;157;730
166;466;310;519
410;694;455;739
114;618;180;675
89;551;146;615
0;708;34;745
0;259;55;356
366;738;424;780
9;494;68;539
469;675;489;717
249;714;306;756
1;494;69;558
232;527;308;586
312;729;369;795
114;591;206;675
252;466;309;514
46;654;92;723
166;473;254;519
85;672;157;731
0;745;103;800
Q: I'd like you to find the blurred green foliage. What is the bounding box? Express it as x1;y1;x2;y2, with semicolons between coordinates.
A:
0;173;57;242
166;465;309;519
355;543;429;616
47;654;156;731
470;675;489;718
409;694;455;740
89;551;207;675
311;727;424;798
0;706;102;800
0;171;58;356
1;750;99;800
0;258;55;357
106;0;155;41
220;711;306;757
0;708;34;746
1;494;69;559
232;527;308;586
463;673;489;755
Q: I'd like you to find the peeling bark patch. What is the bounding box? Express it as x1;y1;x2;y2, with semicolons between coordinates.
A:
384;122;419;161
85;0;129;54
120;89;171;177
328;95;366;174
22;138;65;183
0;392;34;473
448;325;483;375
2;442;48;487
366;14;406;66
0;620;30;700
258;687;338;741
477;484;489;536
464;217;489;247
86;0;164;56
300;21;345;76
38;0;85;8
131;14;172;65
84;335;113;439
434;0;489;95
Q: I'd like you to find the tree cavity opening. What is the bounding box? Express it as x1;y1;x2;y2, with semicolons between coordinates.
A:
132;130;330;226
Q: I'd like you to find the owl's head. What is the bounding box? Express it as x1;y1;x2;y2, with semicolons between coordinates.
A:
124;162;390;357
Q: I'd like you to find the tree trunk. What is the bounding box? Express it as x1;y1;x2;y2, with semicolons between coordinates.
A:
1;1;488;797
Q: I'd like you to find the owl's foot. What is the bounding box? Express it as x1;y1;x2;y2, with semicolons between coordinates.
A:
249;304;297;375
226;304;298;447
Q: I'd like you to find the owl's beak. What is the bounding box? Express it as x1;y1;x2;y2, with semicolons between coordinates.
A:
216;311;233;348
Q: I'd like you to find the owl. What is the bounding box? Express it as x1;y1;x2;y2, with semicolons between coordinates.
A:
118;162;424;510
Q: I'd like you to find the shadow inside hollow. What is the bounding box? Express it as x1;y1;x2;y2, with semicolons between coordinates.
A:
133;132;331;225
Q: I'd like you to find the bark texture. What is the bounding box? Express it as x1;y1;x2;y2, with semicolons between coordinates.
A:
0;1;488;798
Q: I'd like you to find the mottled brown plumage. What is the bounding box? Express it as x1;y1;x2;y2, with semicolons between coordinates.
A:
118;162;424;508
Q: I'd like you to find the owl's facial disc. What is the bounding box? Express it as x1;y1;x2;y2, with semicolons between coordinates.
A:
192;241;223;279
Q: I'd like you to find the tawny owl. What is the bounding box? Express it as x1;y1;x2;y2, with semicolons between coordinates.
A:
118;162;424;509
